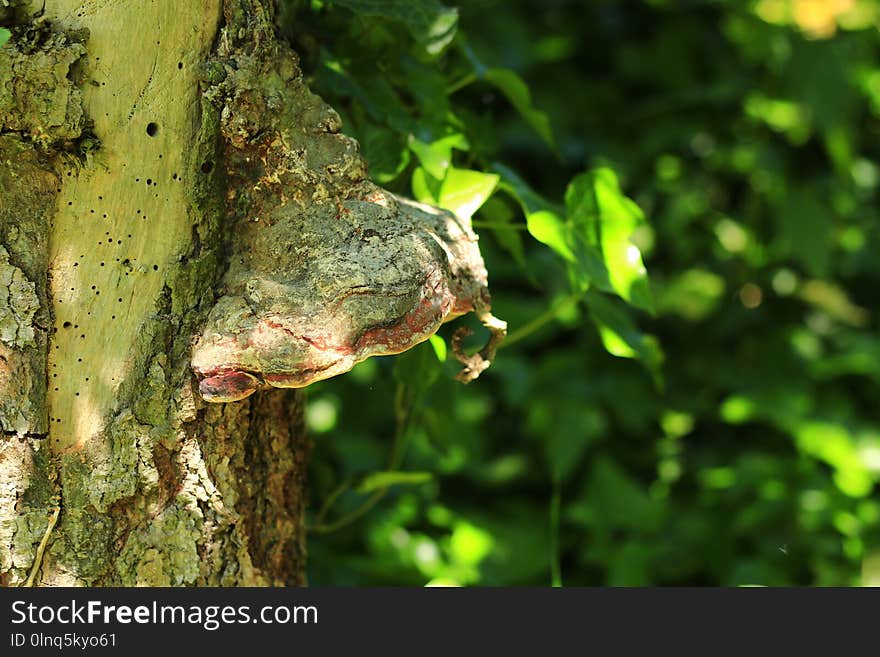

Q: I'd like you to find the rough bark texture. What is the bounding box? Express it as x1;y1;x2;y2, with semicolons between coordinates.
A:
0;0;308;586
191;10;503;402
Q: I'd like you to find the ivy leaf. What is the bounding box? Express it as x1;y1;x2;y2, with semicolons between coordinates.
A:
493;164;573;261
408;133;469;180
356;470;434;494
477;196;526;267
566;168;654;313
330;0;458;55
0;28;10;48
411;166;442;205
586;291;663;388
483;68;556;149
360;124;410;184
412;166;499;221
317;53;414;132
436;168;500;220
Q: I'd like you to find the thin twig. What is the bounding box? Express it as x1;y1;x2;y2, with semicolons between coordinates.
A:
501;293;581;350
22;505;60;587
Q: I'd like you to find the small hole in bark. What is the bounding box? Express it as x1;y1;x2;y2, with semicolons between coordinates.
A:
146;122;159;137
146;179;152;186
62;321;71;329
201;160;214;173
178;62;183;69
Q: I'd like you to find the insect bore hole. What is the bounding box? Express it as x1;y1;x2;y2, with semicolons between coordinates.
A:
146;122;159;137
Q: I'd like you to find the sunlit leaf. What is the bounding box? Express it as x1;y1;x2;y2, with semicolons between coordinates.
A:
493;164;573;261
438;168;500;220
796;422;875;498
408;133;469;179
586;292;663;386
567;169;654;313
411;166;443;205
449;522;493;566
526;210;574;262
0;28;10;48
412;166;498;221
428;334;447;362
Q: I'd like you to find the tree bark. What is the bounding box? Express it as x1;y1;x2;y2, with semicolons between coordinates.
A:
1;0;309;586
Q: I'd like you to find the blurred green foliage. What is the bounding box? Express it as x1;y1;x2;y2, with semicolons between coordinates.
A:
281;0;880;586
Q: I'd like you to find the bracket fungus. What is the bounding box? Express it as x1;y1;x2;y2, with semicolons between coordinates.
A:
191;49;505;403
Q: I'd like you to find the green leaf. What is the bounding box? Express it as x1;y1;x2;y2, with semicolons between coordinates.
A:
566;169;654;312
360;124;410;184
330;0;458;55
493;164;574;261
408;133;469;180
586;291;663;387
412;167;499;221
317;53;414;132
356;470;433;494
483;68;556;148
526;210;574;262
428;334;447;362
436;168;500;220
795;422;874;498
476;197;526;267
411;166;443;205
0;28;10;48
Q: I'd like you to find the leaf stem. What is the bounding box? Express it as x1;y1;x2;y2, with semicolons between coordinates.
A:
446;72;477;94
471;220;529;231
550;482;562;587
501;292;581;350
310;383;415;534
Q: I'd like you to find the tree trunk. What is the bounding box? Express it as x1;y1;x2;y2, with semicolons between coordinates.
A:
1;0;309;586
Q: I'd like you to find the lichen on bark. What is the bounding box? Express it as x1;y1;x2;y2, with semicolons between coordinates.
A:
2;0;309;588
0;135;55;436
0;24;88;147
